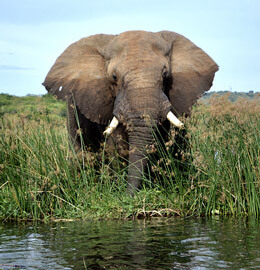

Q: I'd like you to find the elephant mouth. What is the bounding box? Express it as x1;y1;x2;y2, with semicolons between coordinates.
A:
103;110;184;136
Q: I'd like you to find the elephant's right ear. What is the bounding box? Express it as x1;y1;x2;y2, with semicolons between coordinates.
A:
43;34;115;125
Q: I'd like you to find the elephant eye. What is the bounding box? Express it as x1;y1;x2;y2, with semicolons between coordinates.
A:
112;74;117;81
163;71;169;78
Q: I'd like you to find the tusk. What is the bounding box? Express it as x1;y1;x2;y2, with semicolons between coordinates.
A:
167;111;184;128
103;117;119;136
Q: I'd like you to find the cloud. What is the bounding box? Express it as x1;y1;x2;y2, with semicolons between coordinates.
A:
0;65;34;71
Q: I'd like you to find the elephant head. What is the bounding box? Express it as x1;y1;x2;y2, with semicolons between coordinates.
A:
43;30;218;194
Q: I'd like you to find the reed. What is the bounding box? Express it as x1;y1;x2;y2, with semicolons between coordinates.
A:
0;93;259;220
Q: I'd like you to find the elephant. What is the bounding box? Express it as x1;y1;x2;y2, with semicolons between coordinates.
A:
43;30;218;194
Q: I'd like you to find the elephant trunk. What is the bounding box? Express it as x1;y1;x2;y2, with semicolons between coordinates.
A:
109;83;182;194
127;122;153;194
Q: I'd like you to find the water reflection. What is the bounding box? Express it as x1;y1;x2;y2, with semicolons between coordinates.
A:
0;217;259;269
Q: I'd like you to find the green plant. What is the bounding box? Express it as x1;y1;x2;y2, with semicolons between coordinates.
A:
0;94;259;221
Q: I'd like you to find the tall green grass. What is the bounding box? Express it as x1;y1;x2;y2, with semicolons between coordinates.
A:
0;114;130;220
148;113;260;217
0;94;259;220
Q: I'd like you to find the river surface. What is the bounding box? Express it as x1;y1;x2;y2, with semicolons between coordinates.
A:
0;217;259;269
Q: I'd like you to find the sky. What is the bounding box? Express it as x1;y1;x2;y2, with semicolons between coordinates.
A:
0;0;259;96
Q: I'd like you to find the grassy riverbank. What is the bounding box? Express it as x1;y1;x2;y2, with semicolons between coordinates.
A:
0;93;260;221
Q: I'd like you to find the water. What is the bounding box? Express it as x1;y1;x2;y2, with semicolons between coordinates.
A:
0;217;259;269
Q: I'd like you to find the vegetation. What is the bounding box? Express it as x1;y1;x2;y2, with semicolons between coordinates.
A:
0;92;260;221
203;90;259;102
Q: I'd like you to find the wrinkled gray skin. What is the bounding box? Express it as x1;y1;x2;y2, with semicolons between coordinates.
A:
43;30;218;194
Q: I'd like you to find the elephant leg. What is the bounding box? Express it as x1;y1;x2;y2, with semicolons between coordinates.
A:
67;100;103;152
172;127;190;162
106;125;128;157
105;124;128;169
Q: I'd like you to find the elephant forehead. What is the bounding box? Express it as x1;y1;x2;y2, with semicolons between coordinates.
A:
104;31;170;58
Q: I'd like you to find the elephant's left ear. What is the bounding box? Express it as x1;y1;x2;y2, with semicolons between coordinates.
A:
158;31;219;116
43;34;115;125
